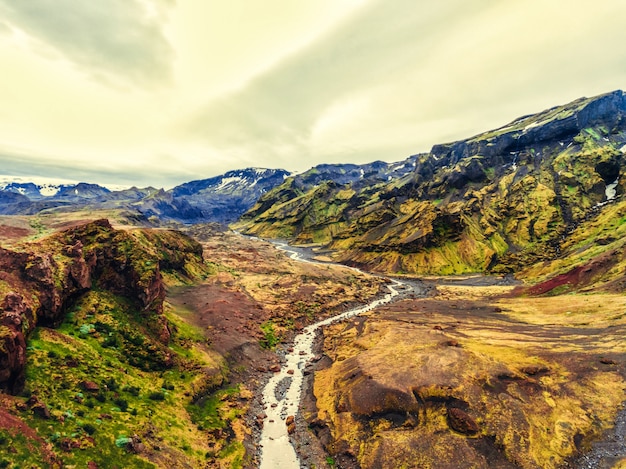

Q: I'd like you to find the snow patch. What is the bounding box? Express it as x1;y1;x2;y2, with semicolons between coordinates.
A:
524;121;541;131
39;184;61;196
606;179;619;201
215;176;243;190
595;178;620;208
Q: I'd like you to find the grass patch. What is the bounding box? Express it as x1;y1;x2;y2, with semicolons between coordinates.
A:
259;321;280;349
14;289;247;468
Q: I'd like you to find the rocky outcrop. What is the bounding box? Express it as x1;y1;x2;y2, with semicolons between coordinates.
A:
0;219;205;393
312;308;626;469
431;90;626;164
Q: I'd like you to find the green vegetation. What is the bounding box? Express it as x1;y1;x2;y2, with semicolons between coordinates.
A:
260;321;279;349
8;288;247;468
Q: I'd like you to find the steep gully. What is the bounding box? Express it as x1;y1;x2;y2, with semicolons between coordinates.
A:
250;239;626;469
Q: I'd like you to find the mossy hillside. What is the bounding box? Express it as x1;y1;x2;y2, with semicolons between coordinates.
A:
235;181;355;244
52;222;208;291
313;289;626;469
516;200;626;291
11;289;247;468
237;93;626;276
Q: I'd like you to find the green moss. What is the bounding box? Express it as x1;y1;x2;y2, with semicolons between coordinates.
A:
260;321;279;349
14;287;240;468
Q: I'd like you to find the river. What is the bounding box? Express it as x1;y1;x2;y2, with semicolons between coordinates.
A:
257;242;405;468
254;240;626;469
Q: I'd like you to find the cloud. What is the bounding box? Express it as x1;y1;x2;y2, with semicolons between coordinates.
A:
0;148;192;188
0;0;174;86
182;0;626;172
180;0;496;167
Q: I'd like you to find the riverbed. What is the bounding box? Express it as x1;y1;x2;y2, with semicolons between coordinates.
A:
257;242;406;468
254;240;626;469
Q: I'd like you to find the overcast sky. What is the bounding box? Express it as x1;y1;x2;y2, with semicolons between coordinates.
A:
0;0;625;188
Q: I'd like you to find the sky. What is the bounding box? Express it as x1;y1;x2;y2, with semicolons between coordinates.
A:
0;0;625;189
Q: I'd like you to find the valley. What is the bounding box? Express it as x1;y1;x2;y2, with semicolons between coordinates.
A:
0;90;625;468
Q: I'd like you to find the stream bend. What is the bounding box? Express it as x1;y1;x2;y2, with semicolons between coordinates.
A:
258;242;405;468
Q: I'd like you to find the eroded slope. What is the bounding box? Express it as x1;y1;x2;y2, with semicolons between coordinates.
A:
236;90;626;276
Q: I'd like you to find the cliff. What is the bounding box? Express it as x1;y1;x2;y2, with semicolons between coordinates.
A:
0;219;205;393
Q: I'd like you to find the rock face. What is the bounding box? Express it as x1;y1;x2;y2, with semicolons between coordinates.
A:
0;219;204;393
236;90;626;276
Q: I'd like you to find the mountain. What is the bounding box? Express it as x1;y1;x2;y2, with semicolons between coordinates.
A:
0;168;292;225
161;167;292;223
0;180;114;215
0;181;72;199
239;157;418;234
234;90;626;279
0;191;32;215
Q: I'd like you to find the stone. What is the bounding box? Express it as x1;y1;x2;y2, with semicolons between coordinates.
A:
81;380;99;392
600;358;617;365
31;402;51;419
447;407;479;435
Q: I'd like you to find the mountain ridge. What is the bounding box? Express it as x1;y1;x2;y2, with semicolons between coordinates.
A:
235;90;626;279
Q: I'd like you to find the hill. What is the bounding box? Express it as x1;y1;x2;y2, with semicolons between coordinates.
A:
235;90;626;281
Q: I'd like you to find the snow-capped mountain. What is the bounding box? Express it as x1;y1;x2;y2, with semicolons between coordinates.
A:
171;168;291;197
160;168;293;223
0;168;294;224
0;175;128;200
0;175;76;200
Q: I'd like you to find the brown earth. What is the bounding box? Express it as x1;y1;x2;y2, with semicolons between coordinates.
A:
0;394;61;467
0;224;32;244
309;284;626;469
167;230;389;466
169;231;386;359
